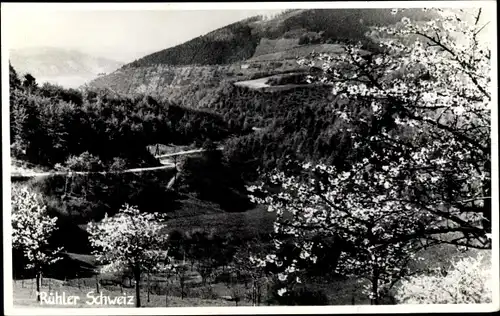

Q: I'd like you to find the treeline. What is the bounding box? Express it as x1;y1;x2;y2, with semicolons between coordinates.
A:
126;19;261;68
9;64;232;169
281;9;435;42
254;8;436;43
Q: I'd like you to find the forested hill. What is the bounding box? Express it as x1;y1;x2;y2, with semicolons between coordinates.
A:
123;9;435;68
88;9;436;106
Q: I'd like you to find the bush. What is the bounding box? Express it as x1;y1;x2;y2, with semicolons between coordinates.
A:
65;152;104;172
395;254;492;304
187;285;220;300
109;157;127;171
11;142;26;159
298;35;310;45
298;32;322;45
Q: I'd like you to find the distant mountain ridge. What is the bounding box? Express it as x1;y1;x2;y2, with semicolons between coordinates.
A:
10;47;124;88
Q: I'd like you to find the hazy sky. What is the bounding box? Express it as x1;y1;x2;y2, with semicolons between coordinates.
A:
3;8;286;63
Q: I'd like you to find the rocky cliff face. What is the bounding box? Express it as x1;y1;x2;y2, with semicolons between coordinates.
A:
88;60;309;108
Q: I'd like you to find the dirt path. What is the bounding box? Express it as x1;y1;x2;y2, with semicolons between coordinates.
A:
11;146;223;179
11;163;177;179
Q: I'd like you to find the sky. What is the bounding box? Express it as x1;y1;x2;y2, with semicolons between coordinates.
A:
3;8;286;63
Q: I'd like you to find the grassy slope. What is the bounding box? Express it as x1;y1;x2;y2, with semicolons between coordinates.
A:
164;205;275;238
16;246;488;307
12;213;491;307
12;278;235;308
248;43;345;62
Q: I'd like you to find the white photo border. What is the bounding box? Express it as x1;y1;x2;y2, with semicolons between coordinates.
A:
2;1;498;315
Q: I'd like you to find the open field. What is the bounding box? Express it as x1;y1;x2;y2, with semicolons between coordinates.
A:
12;278;236;308
164;205;275;238
251;38;300;58
248;43;345;62
233;75;326;92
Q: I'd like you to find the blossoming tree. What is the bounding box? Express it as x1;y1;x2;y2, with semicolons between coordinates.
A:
250;8;492;304
232;241;269;306
11;186;63;302
396;253;492;303
87;204;170;307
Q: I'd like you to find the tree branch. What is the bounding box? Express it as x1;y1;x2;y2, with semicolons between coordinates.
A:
413;31;491;100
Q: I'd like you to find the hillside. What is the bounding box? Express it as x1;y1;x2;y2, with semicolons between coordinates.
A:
123;9;435;67
88;9;436;103
10;47;123;88
88;61;310;107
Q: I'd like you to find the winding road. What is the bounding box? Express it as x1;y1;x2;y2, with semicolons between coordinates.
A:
11;147;223;179
10;164;177;179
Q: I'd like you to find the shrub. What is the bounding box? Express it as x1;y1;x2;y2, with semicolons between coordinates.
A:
109;157;127;171
65;152;104;172
298;35;310;45
395;254;492;304
187;285;220;300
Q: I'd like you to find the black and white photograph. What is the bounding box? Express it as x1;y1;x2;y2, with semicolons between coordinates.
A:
2;1;498;314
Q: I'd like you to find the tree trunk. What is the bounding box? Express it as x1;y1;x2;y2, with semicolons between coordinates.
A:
257;283;262;306
173;156;178;192
134;265;141;308
252;281;256;306
147;273;150;303
95;274;100;294
267;282;271;306
36;272;41;302
371;270;379;305
180;278;185;300
165;281;169;307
